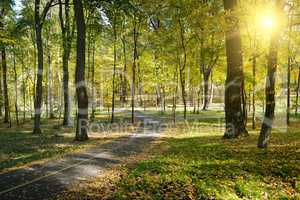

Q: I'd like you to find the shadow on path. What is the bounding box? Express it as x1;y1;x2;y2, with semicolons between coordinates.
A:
0;111;162;200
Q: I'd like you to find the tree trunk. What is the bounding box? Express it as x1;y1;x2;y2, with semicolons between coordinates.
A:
90;41;96;120
59;0;72;126
131;15;138;124
223;0;247;138
111;16;117;123
33;21;43;134
13;54;19;125
1;47;9;123
47;46;54;119
74;0;89;141
286;15;292;126
178;18;187;120
295;64;300;116
121;36;127;105
287;57;291;125
257;0;281;148
21;58;26;122
202;72;210;110
33;0;53;134
32;35;36;118
173;66;178;123
0;49;2;117
137;62;143;108
252;55;256;129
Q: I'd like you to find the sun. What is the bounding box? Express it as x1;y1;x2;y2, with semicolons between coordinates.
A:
261;15;274;29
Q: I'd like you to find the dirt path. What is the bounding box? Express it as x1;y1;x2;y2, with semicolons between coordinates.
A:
0;112;162;200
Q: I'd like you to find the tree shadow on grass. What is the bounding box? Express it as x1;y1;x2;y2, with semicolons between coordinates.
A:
115;132;300;199
0;134;157;200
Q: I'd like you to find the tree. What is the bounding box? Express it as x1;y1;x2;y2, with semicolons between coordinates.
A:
257;0;282;148
74;0;89;141
131;12;139;123
178;15;187;120
0;0;14;124
59;0;73;126
1;47;9;124
223;0;247;138
13;52;19;125
33;0;54;134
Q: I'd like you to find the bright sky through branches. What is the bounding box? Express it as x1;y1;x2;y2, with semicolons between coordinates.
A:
261;15;274;29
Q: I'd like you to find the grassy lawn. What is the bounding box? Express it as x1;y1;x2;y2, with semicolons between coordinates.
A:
60;111;300;200
115;128;299;199
0;112;129;172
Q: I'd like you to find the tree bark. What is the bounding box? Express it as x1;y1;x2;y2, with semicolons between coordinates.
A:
286;14;292;126
252;55;256;129
47;44;54;119
173;66;178;123
131;14;138;124
21;58;26;122
202;72;210;110
178;18;187;120
33;14;43;134
13;53;19;125
257;0;281;148
33;0;53;134
121;36;127;105
59;0;72;126
223;0;247;138
295;64;300;116
74;0;89;141
111;15;117;123
0;49;2;117
90;40;96;120
1;47;9;123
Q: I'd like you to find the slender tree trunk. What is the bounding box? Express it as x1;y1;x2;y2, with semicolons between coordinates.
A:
45;64;49;118
13;54;19;125
178;18;187;120
111;16;117;123
210;72;214;104
241;80;247;127
173;66;178;123
131;15;138;124
137;63;143;107
286;15;292;126
32;36;36;118
0;49;2;117
295;64;300;116
47;46;54;118
59;0;72;126
1;47;9;123
257;0;281;148
33;0;54;133
202;72;210;110
86;32;91;88
91;40;96;120
223;0;247;138
33;22;43;134
287;57;290;125
252;55;256;129
21;59;26;122
74;0;89;141
121;36;127;105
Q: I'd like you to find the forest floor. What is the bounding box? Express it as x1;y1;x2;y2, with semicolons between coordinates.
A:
0;109;299;200
0;111;163;200
58;110;300;200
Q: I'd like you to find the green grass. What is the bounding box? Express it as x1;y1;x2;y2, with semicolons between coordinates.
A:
0;115;121;172
112;117;300;199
